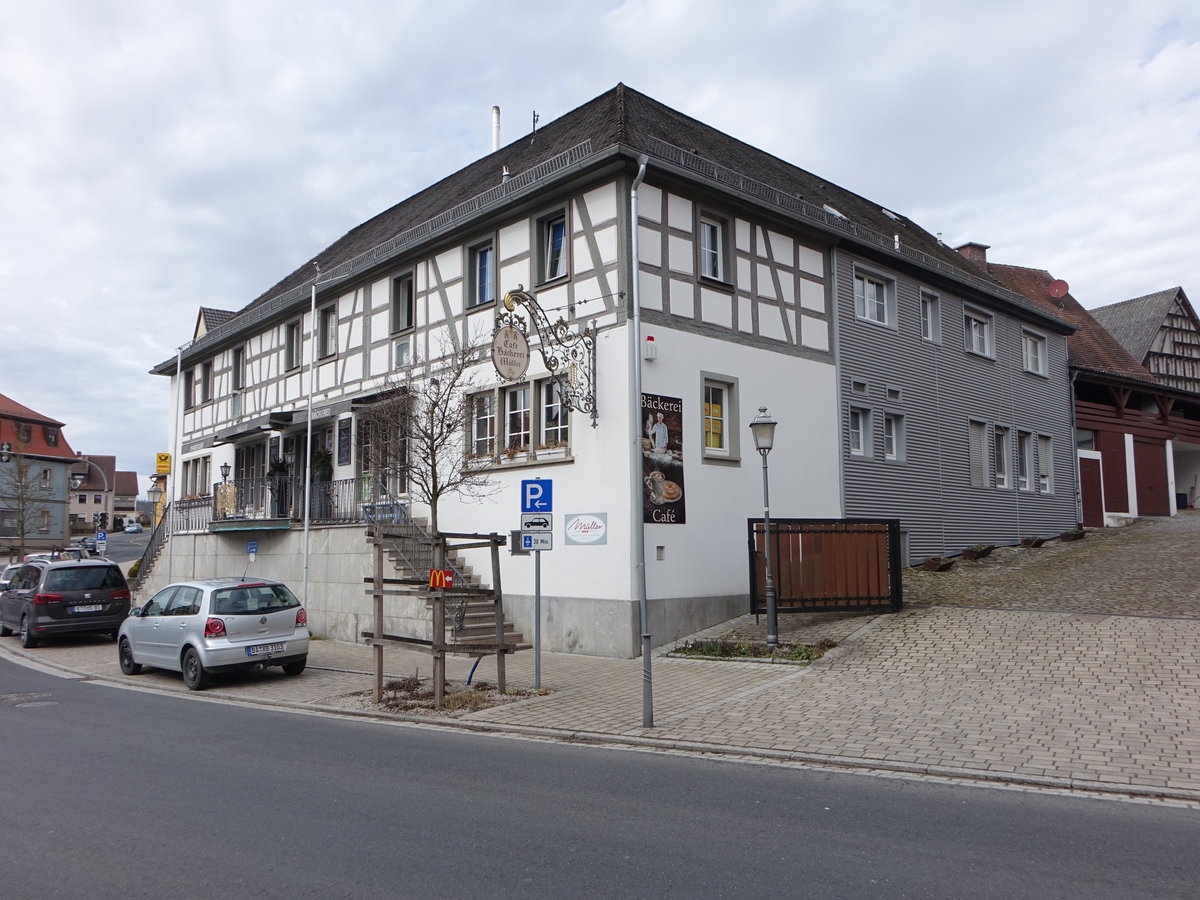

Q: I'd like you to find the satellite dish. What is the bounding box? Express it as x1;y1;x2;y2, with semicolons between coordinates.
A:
1048;280;1069;299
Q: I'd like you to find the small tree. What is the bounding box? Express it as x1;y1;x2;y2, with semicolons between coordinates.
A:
357;334;497;536
0;444;55;558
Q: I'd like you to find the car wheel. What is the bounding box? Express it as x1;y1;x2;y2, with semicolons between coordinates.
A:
19;616;38;649
118;637;142;675
282;657;307;676
182;647;209;691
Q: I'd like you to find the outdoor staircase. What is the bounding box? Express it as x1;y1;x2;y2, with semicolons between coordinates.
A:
376;518;529;653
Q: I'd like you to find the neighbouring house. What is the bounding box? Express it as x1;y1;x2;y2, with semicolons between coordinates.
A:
0;392;77;556
962;250;1200;522
113;470;140;527
1091;287;1200;395
68;454;117;534
144;85;1079;656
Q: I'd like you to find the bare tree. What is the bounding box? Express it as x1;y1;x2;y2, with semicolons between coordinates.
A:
0;444;55;558
357;334;497;536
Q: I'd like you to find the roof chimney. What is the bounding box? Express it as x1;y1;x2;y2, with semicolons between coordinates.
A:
954;242;990;270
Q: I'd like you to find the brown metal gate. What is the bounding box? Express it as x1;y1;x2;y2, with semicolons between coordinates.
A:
747;518;902;614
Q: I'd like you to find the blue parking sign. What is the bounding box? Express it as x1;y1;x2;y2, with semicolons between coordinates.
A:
521;479;552;513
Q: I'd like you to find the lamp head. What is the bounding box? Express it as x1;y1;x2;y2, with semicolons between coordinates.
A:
749;406;778;454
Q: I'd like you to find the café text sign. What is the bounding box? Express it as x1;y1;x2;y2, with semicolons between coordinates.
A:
491;325;530;382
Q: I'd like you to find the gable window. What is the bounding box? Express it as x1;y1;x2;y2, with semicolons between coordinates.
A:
1017;430;1033;491
232;346;245;392
699;215;728;282
920;291;941;342
392;273;414;333
1037;435;1053;493
471;393;496;457
542;381;569;448
285;321;301;370
538;212;568;283
469;240;495;308
964;308;994;357
854;271;895;327
1022;330;1047;376
883;414;904;461
968;420;988;487
849;407;871;457
318;305;337;358
994;426;1011;489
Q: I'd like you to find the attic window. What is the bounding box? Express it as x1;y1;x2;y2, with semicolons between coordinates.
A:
822;204;846;219
44;427;58;446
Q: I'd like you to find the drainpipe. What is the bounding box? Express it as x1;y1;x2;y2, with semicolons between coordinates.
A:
169;343;183;582
303;279;316;608
629;154;652;727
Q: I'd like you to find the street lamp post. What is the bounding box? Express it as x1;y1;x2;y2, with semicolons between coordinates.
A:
749;407;779;648
146;481;162;528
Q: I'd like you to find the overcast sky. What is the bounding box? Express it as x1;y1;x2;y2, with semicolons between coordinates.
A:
2;0;1197;495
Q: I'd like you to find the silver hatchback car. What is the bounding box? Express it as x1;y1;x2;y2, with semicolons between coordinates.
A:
118;578;309;690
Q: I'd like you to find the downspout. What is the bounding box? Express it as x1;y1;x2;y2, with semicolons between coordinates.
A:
169;344;183;582
304;280;317;608
629;154;652;728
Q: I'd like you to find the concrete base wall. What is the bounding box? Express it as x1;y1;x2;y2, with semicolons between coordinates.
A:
139;528;746;658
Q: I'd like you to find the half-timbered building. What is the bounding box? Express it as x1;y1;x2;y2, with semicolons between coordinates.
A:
145;85;1079;656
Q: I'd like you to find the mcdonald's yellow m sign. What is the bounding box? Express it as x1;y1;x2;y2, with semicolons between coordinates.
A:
428;569;454;589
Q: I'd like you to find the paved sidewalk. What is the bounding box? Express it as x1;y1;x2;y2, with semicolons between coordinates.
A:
4;511;1200;802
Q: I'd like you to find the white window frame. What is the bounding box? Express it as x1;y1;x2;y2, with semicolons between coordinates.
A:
883;413;904;461
1017;430;1033;491
969;419;989;487
391;273;415;333
231;346;245;392
285;320;302;371
994;425;1011;489
183;368;195;409
920;290;941;342
541;381;569;449
538;211;568;283
469;240;496;308
1037;435;1053;493
504;385;531;456
854;270;896;328
40;467;52;490
200;361;213;403
964;307;994;357
471;393;496;457
318;305;338;358
1022;329;1047;376
699;214;728;282
849;407;871;457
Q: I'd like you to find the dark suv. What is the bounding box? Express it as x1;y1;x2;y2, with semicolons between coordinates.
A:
0;560;131;648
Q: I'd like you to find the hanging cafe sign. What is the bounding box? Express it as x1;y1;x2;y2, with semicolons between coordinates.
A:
492;286;598;427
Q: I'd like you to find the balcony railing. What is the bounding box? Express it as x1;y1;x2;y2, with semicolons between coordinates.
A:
210;475;408;527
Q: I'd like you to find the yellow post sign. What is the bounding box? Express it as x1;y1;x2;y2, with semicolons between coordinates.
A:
155;453;172;474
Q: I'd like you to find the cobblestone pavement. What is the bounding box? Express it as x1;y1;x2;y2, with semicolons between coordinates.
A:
4;511;1199;801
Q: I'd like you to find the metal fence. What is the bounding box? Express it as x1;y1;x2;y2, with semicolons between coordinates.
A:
748;518;902;614
210;476;408;527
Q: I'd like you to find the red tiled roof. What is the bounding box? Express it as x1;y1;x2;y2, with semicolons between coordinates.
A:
114;471;140;496
0;392;77;460
985;264;1153;381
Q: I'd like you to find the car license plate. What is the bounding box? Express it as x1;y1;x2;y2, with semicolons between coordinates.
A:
72;604;103;613
246;642;285;657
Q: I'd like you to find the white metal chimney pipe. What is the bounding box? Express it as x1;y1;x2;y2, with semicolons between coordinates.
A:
492;106;500;152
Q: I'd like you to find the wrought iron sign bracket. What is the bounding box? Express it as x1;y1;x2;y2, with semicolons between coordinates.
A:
496;286;598;428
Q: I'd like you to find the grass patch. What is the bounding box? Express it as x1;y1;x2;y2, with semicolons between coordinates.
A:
672;637;837;663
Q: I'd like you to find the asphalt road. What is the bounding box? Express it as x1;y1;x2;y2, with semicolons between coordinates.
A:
2;657;1197;899
92;529;148;563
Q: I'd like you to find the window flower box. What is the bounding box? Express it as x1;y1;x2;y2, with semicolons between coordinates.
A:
921;557;954;572
961;544;995;561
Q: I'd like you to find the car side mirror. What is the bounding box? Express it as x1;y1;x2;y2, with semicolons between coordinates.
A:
128;607;142;617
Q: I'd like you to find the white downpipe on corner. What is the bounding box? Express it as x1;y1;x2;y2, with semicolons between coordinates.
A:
628;154;652;728
303;281;316;607
169;344;183;582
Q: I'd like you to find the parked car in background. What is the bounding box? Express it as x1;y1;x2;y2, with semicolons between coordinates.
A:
124;523;143;534
118;578;309;690
0;559;131;648
0;564;20;592
77;537;98;552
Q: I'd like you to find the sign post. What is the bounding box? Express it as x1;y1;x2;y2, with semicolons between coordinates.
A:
519;480;553;688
